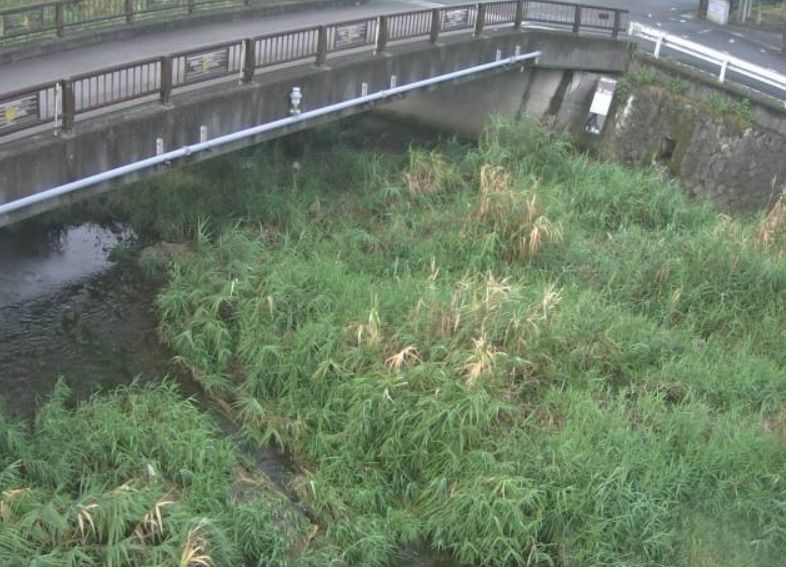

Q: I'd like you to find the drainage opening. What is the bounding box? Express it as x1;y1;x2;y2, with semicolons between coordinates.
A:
657;136;677;162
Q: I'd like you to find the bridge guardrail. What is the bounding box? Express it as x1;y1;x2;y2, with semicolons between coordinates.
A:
0;0;252;47
629;21;786;101
0;1;628;140
0;81;59;134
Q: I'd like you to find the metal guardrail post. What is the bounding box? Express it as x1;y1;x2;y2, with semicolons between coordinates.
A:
188;0;196;15
55;3;65;37
475;3;486;36
572;5;581;33
514;0;524;31
125;0;134;25
430;8;441;43
160;56;173;105
316;26;328;66
376;15;389;53
242;38;255;83
61;79;75;134
612;10;621;39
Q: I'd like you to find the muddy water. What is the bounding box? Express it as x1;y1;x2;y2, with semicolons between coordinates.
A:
0;221;460;567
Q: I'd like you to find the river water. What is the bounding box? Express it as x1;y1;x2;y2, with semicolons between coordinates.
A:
0;220;459;567
0;223;181;419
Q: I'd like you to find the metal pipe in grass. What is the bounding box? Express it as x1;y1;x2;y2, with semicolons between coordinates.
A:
0;50;541;225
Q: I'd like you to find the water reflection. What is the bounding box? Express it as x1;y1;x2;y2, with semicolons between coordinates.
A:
0;224;131;307
0;223;173;419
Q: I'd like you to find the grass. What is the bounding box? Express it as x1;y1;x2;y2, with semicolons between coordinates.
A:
138;117;786;566
0;381;311;567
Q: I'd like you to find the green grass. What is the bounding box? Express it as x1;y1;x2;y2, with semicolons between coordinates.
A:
0;381;310;567
138;117;786;566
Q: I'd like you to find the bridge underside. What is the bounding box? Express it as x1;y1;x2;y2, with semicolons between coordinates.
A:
0;30;630;226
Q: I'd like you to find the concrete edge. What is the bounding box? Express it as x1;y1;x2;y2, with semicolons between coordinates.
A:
0;0;369;66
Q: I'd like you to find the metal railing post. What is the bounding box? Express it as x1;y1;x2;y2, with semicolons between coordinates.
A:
573;5;581;33
430;8;441;43
160;56;173;105
124;0;133;25
376;15;389;53
719;59;728;82
475;3;486;36
653;35;663;58
514;0;524;30
241;38;255;83
316;26;328;66
612;10;621;39
55;2;65;37
188;0;196;15
61;79;75;134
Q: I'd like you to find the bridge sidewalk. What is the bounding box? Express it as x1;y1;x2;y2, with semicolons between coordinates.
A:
0;0;419;93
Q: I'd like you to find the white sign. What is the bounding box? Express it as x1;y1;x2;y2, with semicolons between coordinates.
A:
707;0;730;25
589;77;617;117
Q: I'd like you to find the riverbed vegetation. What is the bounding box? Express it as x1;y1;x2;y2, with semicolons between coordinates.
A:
142;117;786;566
6;117;786;566
0;381;310;566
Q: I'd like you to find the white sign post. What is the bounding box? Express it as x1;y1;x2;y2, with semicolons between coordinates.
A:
707;0;730;25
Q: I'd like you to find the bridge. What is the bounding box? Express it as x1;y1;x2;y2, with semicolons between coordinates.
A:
0;1;631;226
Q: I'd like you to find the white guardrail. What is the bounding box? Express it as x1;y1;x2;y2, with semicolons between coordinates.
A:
629;21;786;101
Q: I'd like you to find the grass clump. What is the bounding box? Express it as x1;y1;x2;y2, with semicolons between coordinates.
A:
0;381;309;567
153;117;786;567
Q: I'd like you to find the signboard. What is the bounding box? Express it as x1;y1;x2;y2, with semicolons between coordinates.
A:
2;8;45;36
589;77;617;117
147;0;181;10
334;21;369;49
184;48;229;82
707;0;730;25
442;8;470;30
0;93;40;132
586;77;617;135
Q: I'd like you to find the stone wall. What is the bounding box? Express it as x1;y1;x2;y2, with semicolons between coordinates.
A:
596;55;786;213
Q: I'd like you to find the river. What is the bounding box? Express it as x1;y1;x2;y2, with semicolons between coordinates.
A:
0;219;458;567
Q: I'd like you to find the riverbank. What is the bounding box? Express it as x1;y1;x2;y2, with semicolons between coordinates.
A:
4;116;786;566
153;118;786;566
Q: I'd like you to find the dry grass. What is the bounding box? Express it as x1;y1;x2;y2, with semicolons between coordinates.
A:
385;346;422;372
0;488;30;521
462;333;502;387
475;165;562;260
179;521;213;567
756;195;786;248
405;151;443;196
134;495;175;543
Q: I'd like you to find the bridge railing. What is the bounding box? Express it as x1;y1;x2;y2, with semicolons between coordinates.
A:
0;0;251;47
0;1;628;140
0;81;59;134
